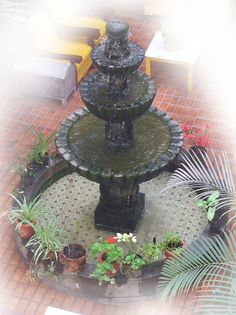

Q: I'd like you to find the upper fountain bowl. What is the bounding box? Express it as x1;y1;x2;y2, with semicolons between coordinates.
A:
91;20;145;75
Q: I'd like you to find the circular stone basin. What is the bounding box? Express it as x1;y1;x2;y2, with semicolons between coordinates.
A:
56;108;183;184
92;41;145;75
80;71;156;122
15;161;209;303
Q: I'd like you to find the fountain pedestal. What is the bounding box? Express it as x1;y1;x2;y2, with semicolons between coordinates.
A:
95;182;144;232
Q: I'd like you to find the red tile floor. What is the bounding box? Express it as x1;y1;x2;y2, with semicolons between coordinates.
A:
0;13;235;315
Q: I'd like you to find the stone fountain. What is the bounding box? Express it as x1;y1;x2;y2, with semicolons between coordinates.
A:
56;20;182;233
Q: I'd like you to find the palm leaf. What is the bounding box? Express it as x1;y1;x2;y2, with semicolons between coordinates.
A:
162;150;236;226
158;230;236;313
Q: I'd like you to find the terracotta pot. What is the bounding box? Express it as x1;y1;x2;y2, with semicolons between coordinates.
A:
98;250;120;278
164;240;187;260
47;251;56;261
60;244;86;273
18;220;36;239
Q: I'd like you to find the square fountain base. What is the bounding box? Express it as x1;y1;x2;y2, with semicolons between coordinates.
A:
95;193;145;233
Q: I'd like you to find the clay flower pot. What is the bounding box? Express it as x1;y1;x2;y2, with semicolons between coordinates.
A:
164;240;187;260
18;220;36;239
98;250;120;277
60;244;86;273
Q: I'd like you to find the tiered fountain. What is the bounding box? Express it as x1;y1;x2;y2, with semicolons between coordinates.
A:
56;20;182;232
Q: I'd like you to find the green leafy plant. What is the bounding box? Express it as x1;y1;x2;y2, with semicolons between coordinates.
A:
197;190;220;221
30;131;55;164
158;230;236;314
26;224;64;264
115;233;162;270
90;236;124;285
9;194;45;230
142;241;163;263
163;150;236;227
123;252;145;271
158;232;183;251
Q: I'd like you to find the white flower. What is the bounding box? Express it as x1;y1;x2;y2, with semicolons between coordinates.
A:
110;278;115;284
131;236;137;243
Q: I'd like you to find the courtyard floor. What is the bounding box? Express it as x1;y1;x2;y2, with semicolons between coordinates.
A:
0;12;235;315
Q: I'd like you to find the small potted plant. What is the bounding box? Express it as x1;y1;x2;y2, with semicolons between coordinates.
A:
11;131;55;188
27;131;55;173
90;236;124;285
159;232;186;260
60;219;87;273
114;233;145;278
116;233;163;278
26;224;64;263
9;194;45;239
61;243;87;273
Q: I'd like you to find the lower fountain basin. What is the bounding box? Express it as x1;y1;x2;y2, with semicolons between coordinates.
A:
56;107;183;185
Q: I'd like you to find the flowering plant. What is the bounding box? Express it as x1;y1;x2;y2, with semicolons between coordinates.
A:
90;233;163;284
183;123;211;148
90;236;124;285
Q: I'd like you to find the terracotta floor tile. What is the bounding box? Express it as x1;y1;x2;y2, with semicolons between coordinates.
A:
31;286;47;303
15;298;30;315
61;295;77;311
7;296;20;312
70;298;86;313
90;303;104;315
80;300;96;315
24;301;39;315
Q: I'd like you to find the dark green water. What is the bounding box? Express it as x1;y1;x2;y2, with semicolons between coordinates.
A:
68;112;171;173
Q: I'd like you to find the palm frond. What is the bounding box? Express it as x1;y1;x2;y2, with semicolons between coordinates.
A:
162;150;236;226
158;230;236;313
165;150;235;195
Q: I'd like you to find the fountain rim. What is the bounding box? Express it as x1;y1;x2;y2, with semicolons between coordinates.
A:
56;106;183;184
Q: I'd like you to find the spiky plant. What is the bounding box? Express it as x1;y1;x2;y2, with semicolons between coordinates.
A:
26;224;64;264
9;193;45;230
158;230;236;314
163;150;236;227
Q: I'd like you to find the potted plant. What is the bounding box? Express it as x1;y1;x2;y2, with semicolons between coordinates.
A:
11;131;55;188
158;232;186;260
60;243;86;273
26;224;64;263
60;219;87;273
90;236;124;285
116;233;163;278
9;194;45;239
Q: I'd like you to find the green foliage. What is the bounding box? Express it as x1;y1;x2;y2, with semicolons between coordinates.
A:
90;238;124;285
142;242;163;263
91;241;123;264
158;232;182;251
158;230;236;314
26;224;64;264
164;150;235;226
123;253;145;271
9;194;45;230
197;191;220;221
30;131;55;164
91;262;116;285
